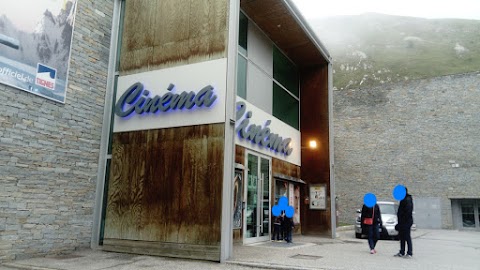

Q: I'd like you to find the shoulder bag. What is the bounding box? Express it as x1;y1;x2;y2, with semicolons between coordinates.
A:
363;207;374;225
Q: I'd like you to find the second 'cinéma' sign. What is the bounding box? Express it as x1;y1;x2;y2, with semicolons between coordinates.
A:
115;82;217;117
236;101;293;156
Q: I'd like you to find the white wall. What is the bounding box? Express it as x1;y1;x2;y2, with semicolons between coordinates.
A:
245;21;273;114
247;64;272;114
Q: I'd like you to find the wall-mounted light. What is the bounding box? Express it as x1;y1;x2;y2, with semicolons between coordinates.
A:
302;140;318;150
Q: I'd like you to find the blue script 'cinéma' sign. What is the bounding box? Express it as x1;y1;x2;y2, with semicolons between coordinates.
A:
236;101;293;156
115;82;217;117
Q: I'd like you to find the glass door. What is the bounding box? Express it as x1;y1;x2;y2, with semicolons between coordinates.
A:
244;152;271;244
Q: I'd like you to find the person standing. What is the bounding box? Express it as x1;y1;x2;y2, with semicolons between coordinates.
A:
394;188;414;258
361;203;382;254
283;215;294;243
271;214;282;241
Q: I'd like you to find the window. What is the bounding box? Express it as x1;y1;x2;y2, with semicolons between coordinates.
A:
238;12;247;55
379;203;397;215
273;47;299;97
237;13;300;130
273;47;299;130
275;180;301;224
461;203;475;228
478;206;480;226
236;12;248;99
275;180;288;204
273;83;299;129
237;54;247;99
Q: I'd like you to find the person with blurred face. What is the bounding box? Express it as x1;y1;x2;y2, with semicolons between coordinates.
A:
394;188;414;258
361;203;382;254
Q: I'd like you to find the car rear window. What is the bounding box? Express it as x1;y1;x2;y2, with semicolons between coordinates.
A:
379;203;397;215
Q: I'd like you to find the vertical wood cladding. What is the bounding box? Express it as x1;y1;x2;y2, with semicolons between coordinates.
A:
119;0;228;75
300;64;331;234
272;158;301;179
104;124;225;246
235;145;245;165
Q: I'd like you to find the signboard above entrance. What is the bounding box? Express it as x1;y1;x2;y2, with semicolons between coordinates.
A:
235;97;300;166
236;101;293;156
113;59;227;133
114;82;217;117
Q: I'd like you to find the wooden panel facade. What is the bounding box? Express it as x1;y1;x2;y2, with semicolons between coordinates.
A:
272;158;301;179
119;0;228;75
234;145;245;165
300;64;331;234
103;239;220;261
105;0;231;260
104;124;225;260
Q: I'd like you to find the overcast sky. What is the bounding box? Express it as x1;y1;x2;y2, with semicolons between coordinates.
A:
292;0;480;20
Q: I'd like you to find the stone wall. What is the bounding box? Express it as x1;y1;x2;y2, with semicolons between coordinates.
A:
334;72;480;229
0;0;113;261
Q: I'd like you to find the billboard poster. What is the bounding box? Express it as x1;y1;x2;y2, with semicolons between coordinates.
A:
233;169;244;229
309;184;326;210
293;185;300;224
0;0;77;103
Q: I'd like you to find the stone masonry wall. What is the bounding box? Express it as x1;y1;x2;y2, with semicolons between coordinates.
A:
0;0;113;262
334;72;480;229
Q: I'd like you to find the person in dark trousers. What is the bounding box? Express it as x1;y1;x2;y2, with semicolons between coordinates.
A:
271;214;283;241
283;214;294;243
394;188;414;258
361;203;382;254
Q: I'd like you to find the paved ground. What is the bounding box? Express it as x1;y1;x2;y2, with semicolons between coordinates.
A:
2;229;479;270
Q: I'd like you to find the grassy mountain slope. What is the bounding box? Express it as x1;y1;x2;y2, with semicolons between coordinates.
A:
310;13;480;90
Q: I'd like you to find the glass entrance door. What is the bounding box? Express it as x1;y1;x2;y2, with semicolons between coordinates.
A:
244;152;270;244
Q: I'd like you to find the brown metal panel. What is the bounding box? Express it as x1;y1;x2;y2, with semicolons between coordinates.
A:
299;64;331;234
104;124;225;250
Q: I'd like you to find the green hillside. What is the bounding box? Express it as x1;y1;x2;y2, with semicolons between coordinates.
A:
310;13;480;90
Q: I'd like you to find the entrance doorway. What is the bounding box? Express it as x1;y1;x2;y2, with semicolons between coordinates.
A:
243;151;271;244
460;200;480;229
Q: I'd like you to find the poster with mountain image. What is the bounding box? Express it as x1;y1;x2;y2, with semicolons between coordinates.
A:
0;0;76;103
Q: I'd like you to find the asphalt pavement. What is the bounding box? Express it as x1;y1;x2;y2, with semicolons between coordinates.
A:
2;228;479;270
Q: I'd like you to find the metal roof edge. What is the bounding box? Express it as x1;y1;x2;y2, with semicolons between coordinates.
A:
235;163;246;170
273;172;306;184
282;0;333;64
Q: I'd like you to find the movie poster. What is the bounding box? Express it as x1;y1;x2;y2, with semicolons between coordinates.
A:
310;184;326;210
0;0;77;103
233;169;243;229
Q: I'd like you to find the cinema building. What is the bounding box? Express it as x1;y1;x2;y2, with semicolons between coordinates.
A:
0;0;332;263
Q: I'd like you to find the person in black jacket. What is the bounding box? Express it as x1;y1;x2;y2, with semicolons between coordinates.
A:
361;203;382;254
394;188;414;258
271;213;283;241
283;215;294;243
